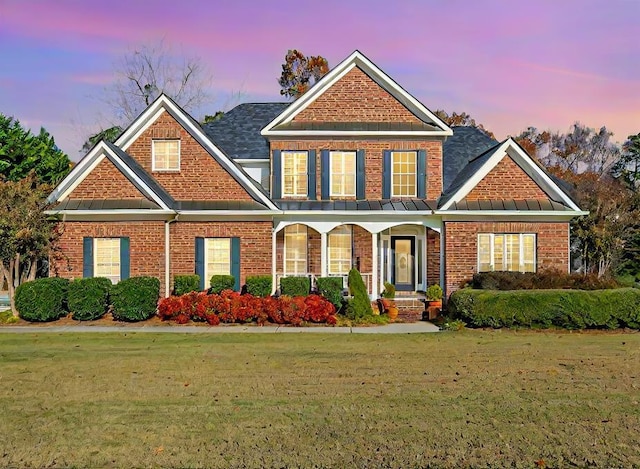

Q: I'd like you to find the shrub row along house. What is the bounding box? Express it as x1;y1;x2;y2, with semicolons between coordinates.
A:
47;51;586;300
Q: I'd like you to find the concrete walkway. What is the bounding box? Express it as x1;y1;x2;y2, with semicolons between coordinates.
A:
0;322;440;334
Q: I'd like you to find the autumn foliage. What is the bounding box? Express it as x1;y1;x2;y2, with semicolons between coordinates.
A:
278;49;329;99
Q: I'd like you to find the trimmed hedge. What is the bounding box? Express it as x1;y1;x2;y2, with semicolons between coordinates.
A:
15;277;69;322
111;276;160;322
280;276;310;297
209;275;235;294
68;277;111;321
174;275;200;296
316;277;344;310
449;288;640;330
470;270;619;291
346;268;373;319
246;275;272;297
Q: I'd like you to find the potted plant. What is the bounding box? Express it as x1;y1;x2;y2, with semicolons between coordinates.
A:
425;284;443;308
379;282;398;320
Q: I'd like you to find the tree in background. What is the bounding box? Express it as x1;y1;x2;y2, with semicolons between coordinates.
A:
434;110;495;138
0;174;62;315
278;50;329;99
81;125;123;153
0;114;71;185
613;132;640;190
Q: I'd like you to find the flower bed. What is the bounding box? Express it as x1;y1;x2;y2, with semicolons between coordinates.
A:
157;290;337;326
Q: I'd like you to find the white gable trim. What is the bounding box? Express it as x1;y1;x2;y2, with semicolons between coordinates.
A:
261;50;453;136
440;138;582;211
47;141;171;210
115;94;278;210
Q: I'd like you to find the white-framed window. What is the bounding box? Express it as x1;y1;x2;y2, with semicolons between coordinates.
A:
328;225;352;275
94;238;120;284
391;151;417;197
282;151;308;197
478;233;536;273
284;224;307;275
205;238;231;281
330;151;356;197
152;139;180;171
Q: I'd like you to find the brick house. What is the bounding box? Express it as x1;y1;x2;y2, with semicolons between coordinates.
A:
47;51;586;300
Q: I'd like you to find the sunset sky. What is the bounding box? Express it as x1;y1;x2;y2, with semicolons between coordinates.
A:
1;0;638;159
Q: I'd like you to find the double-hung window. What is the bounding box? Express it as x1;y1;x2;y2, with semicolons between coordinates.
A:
328;226;352;275
94;238;121;283
282;151;308;197
391;151;417;197
152;139;180;171
205;238;231;281
478;233;536;272
284;224;307;275
330;151;356;197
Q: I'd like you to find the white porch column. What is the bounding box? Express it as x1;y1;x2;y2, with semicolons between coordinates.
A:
272;228;277;294
320;232;327;278
371;232;378;299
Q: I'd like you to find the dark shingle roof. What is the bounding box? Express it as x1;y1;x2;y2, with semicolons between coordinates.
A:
442;126;499;193
203;103;289;159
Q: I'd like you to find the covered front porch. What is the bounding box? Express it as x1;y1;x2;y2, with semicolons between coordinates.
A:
272;217;443;298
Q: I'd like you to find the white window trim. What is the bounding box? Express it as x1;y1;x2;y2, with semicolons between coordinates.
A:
477;233;537;273
204;238;232;282
284;225;308;275
152;139;181;172
327;226;352;275
329;151;356;197
281;151;308;197
391;151;417;198
94;238;121;284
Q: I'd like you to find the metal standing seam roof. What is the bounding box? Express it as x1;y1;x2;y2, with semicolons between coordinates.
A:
447;199;572;211
276;199;439;211
53;199;162;210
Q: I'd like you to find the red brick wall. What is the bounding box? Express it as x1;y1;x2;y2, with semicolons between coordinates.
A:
426;228;440;287
125;111;254;201
69;157;148;200
270;139;443;200
52;221;166;291
444;221;569;296
170;221;272;289
292;67;423;124
353;225;372;275
465;156;548;201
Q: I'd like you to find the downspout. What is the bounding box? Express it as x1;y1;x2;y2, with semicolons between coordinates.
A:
164;213;179;297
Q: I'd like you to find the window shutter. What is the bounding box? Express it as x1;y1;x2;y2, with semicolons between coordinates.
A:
195;237;205;290
271;150;282;199
82;237;93;278
321;150;330;200
356;149;365;200
383;150;391;199
307;150;317;200
231;237;241;291
417;149;426;198
120;237;130;280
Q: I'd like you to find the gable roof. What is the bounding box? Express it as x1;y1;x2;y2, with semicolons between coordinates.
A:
439;137;582;211
261;50;453;137
203;103;289;160
442;126;499;192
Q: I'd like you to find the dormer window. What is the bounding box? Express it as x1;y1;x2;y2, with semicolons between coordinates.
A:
152;139;180;171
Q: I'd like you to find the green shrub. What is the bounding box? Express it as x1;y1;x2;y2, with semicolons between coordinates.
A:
15;277;69;322
381;282;395;299
448;288;640;330
174;275;200;295
426;284;443;301
245;275;273;297
111;276;160;322
470;270;619;291
316;277;344;310
209;275;235;294
345;268;373;319
68;277;111;321
280;276;310;297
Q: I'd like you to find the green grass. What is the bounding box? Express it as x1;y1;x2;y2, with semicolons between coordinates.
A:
0;331;639;468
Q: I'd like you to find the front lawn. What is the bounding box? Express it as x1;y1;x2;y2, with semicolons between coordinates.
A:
0;330;638;468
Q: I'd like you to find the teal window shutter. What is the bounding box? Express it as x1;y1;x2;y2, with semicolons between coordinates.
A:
195;237;205;290
231;237;241;291
321;150;330;199
272;150;282;199
356;149;365;200
417;150;426;198
82;237;93;278
383;150;391;199
120;237;130;280
307;150;317;200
